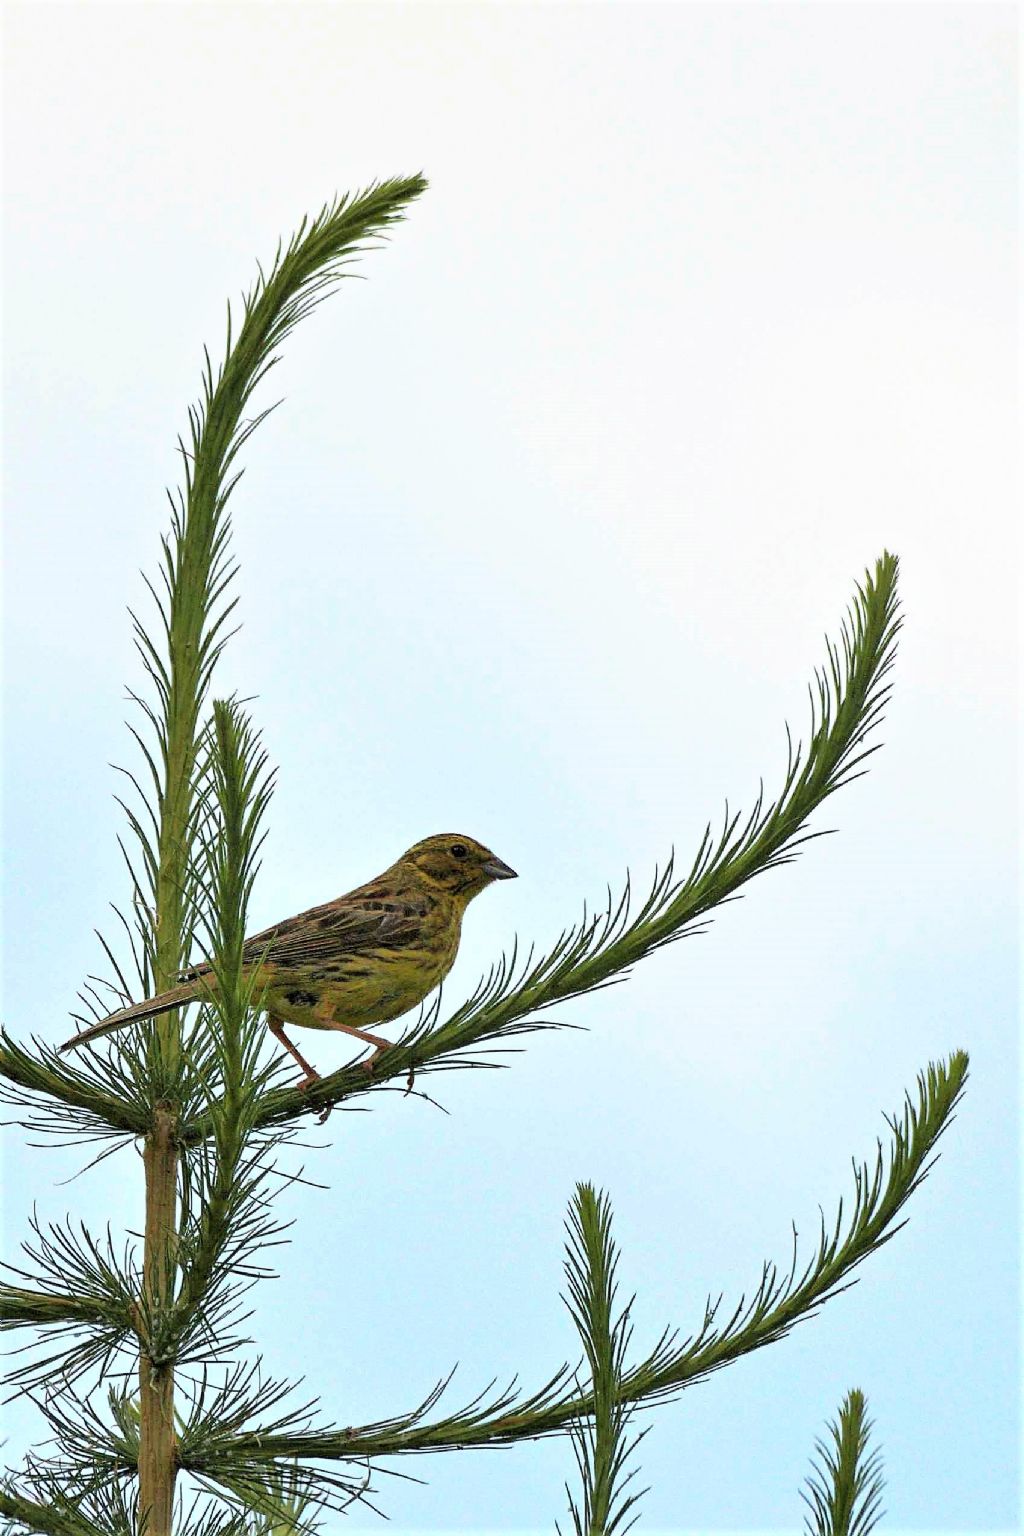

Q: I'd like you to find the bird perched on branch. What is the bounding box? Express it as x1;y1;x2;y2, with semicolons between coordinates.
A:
60;834;517;1087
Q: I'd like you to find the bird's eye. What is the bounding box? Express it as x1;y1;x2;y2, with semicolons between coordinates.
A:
450;843;468;859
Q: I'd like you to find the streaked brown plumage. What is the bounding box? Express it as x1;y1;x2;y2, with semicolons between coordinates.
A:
60;835;517;1087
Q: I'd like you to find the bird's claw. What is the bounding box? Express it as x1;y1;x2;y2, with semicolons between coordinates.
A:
295;1070;333;1124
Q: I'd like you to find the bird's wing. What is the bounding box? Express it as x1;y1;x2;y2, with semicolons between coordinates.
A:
239;893;428;972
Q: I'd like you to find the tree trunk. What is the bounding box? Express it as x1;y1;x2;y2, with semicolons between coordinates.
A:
138;1102;178;1535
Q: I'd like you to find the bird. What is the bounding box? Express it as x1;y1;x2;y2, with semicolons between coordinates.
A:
60;834;517;1089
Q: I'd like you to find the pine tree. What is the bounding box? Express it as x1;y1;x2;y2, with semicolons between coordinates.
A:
802;1389;886;1536
1;180;967;1535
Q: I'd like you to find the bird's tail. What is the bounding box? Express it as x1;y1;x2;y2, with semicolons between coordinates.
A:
60;980;203;1052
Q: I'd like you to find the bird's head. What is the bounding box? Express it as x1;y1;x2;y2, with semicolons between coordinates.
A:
401;834;517;900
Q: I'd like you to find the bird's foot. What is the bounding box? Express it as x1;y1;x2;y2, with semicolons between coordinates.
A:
359;1045;389;1075
296;1070;334;1124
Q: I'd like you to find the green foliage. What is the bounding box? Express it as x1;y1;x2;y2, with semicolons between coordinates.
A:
168;701;283;1365
802;1390;885;1536
0;1213;139;1389
1;175;429;1138
167;1052;964;1504
559;1186;647;1536
2;176;429;1535
0;1483;131;1536
0;177;964;1535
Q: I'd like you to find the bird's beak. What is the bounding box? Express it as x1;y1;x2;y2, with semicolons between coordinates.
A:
482;857;518;880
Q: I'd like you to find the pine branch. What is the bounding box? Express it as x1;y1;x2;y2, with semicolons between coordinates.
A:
204;1471;339;1536
559;1186;647;1536
181;551;901;1136
175;1366;378;1519
0;1030;151;1138
0;1287;110;1329
0;1386;139;1536
0;1007;287;1144
0;1489;109;1536
5;713;299;1497
180;1052;965;1482
0;1213;140;1389
210;1460;326;1536
1;1385;138;1535
158;702;285;1370
801;1390;885;1536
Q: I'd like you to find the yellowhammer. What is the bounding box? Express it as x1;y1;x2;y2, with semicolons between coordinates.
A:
60;834;516;1086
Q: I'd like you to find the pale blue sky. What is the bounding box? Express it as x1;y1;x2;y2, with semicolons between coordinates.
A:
2;4;1018;1532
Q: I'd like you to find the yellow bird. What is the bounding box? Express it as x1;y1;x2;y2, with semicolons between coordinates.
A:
60;834;517;1086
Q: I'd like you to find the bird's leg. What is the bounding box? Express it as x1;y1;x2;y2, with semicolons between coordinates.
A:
312;1002;394;1072
331;1021;394;1068
267;1015;321;1090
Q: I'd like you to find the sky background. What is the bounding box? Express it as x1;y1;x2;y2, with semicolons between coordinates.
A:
1;3;1018;1533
